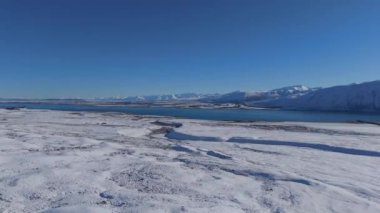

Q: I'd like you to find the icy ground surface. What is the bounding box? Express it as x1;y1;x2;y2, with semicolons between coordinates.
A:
0;109;380;213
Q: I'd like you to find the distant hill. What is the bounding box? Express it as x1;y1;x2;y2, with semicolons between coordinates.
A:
92;80;380;112
254;81;380;112
94;93;219;103
94;85;313;104
202;85;315;104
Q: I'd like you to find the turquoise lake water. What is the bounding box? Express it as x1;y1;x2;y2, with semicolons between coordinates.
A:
0;103;380;122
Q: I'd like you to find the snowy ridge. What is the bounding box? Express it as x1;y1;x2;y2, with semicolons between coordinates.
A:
96;93;217;103
24;80;380;112
109;81;380;112
257;80;380;112
92;86;313;103
202;85;314;103
267;85;316;98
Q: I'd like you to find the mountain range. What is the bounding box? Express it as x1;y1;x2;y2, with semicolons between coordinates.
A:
95;80;380;112
255;80;380;112
96;85;316;103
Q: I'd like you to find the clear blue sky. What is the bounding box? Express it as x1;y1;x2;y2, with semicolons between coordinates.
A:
0;0;379;98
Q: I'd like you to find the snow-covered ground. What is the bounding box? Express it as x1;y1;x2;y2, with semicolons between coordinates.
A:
0;109;380;213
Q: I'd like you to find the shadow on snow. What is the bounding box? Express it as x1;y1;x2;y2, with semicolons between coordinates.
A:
227;137;380;158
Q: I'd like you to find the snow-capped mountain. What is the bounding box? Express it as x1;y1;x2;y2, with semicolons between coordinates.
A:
256;81;380;112
92;81;380;112
95;86;315;104
267;85;317;98
204;85;315;104
97;93;215;103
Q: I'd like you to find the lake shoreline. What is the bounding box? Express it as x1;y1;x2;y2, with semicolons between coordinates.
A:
1;102;380;123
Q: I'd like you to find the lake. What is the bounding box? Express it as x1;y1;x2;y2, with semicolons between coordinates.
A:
0;102;380;123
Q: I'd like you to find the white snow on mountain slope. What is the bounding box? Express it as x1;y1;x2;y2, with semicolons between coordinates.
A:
11;81;380;113
1;109;380;212
257;80;380;112
267;85;316;98
208;86;314;104
97;93;215;103
93;86;314;104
